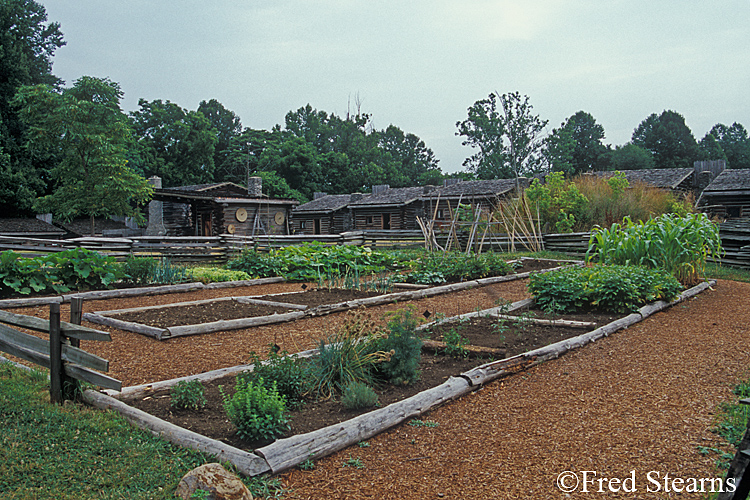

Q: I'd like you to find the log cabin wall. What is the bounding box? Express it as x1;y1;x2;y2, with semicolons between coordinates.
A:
221;203;291;236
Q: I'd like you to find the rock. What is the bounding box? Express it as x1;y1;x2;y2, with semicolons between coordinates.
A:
175;463;253;500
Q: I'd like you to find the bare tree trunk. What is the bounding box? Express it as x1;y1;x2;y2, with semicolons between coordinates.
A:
90;214;95;237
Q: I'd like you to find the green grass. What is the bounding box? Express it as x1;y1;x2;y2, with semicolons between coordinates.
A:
705;262;750;283
0;362;284;499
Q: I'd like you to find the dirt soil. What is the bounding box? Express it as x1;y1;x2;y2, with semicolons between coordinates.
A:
111;289;380;328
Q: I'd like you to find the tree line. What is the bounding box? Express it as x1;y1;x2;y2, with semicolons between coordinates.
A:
2;0;749;227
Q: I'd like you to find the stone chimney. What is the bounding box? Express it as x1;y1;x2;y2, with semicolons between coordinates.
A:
372;184;390;195
146;176;166;236
313;192;327;200
247;176;263;197
443;178;461;187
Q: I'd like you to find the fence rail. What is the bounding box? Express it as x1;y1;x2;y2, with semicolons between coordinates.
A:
0;299;121;403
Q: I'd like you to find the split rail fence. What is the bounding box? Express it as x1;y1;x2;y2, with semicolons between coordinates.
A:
0;298;121;403
1;218;749;268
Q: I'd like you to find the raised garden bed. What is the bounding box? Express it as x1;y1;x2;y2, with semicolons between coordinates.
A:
81;260;580;340
80;280;715;477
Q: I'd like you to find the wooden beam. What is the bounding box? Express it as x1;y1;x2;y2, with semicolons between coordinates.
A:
49;303;62;404
0;309;111;341
0;323;108;372
64;364;121;392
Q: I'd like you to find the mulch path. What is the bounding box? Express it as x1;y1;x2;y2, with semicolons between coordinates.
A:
280;280;750;499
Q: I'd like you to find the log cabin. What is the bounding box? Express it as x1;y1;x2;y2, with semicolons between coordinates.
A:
291;192;370;235
147;176;298;236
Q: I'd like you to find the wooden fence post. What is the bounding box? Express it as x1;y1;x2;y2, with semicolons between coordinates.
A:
69;297;83;348
48;303;62;404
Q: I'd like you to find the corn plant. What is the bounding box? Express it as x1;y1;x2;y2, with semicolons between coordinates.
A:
586;213;722;285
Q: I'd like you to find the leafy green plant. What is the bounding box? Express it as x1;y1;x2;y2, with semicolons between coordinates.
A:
120;255;156;285
305;310;391;399
343;456;365;469
226;247;283;278
371;307;424;386
240;348;306;404
220;377;289;442
408;419;439;428
586;213;722;285
170;380;207;410
298;455;316;471
405;251;513;284
189;267;251;284
529;264;683;314
341;381;379;410
442;327;469;358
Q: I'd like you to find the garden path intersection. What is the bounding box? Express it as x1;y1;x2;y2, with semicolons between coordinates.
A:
281;280;750;499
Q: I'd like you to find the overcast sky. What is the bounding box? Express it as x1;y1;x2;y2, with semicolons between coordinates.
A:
42;0;750;174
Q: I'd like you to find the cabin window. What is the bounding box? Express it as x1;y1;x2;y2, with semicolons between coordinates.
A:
366;216;373;224
300;221;306;229
436;209;444;219
382;213;391;230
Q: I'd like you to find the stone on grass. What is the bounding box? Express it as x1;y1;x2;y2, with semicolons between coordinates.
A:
175;463;253;500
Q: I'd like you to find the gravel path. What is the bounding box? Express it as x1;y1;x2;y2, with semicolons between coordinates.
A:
281;280;750;499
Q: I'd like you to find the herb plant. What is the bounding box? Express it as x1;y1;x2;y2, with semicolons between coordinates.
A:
220;377;289;442
170;380;207;410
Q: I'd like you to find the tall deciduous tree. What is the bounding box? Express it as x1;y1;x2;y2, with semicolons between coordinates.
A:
456;91;548;179
566;111;608;173
14;76;152;235
631;110;699;169
130;99;216;187
376;125;441;187
607;143;656;171
197;98;242;175
0;0;65;215
708;122;750;169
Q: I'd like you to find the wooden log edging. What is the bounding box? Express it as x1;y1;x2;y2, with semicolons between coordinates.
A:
203;277;286;289
417;297;535;331
165;311;307;338
255;376;472;474
80;389;271;477
107;347;321;402
460;280;716;387
82;313;168;340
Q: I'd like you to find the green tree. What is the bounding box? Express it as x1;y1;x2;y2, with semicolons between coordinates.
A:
130;99;217;187
697;133;727;162
0;0;65;215
218;127;280;185
15;76;152;235
258;135;322;201
708;122;750;169
376;124;442;187
197;98;242;176
607;143;655;171
541;120;576;175
631;110;699;169
567;111;608;173
456;91;548;179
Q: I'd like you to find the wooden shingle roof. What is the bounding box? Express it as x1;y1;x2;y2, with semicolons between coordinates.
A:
702;169;750;193
427;178;527;199
349;186;436;208
294;194;369;214
0;218;65;237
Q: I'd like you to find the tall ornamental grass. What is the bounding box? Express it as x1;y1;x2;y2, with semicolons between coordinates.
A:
586;213;723;285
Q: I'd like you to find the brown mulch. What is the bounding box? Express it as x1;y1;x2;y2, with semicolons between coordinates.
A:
280;280;750;499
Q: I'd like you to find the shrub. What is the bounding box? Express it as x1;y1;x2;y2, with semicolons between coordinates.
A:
586;213;722;285
226;247;283;278
406;251;513;284
220;377;289;442
170;380;207;410
239;348;306;403
528;264;683;314
120;255;156;285
372;307;423;386
305;310;391;399
340;381;379;410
